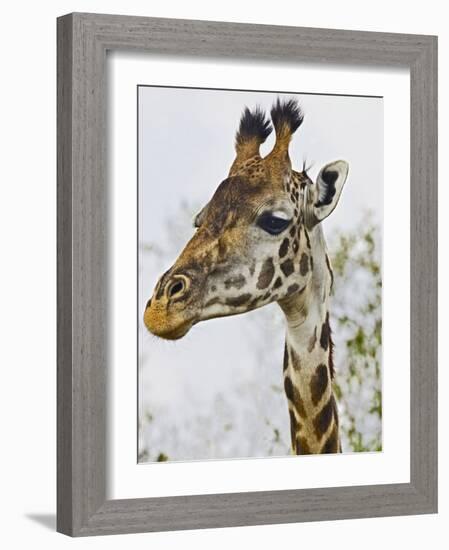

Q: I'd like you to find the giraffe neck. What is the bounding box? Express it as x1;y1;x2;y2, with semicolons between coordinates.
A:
279;225;340;454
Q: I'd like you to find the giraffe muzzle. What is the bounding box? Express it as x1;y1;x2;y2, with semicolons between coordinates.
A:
143;273;199;340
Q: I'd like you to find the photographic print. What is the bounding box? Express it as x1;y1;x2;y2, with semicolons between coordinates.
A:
139;86;382;462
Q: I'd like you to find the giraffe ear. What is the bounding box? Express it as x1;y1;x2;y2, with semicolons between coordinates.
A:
313;160;349;222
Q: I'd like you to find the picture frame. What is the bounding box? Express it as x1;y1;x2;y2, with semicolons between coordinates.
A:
57;12;437;536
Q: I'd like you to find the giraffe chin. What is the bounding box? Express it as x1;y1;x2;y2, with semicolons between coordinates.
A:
152;324;192;340
143;308;194;340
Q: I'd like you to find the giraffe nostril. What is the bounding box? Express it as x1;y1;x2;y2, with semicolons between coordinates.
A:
167;279;185;298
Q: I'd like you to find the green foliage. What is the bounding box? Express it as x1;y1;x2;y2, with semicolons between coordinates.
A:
330;215;382;453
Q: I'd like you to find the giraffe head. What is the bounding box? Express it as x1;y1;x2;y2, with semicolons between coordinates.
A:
144;99;349;339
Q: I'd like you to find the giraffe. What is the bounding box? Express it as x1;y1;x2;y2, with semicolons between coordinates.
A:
143;98;349;455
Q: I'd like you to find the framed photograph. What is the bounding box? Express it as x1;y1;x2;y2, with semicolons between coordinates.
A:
57;13;437;536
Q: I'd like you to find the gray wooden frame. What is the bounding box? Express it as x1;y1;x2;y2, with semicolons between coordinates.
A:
57;12;438;537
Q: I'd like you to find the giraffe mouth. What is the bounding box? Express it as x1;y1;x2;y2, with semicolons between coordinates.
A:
151;321;193;340
143;302;197;340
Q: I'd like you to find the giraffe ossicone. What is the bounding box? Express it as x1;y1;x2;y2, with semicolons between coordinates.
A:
144;98;349;455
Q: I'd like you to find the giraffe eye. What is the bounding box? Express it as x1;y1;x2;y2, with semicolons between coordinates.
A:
256;212;291;235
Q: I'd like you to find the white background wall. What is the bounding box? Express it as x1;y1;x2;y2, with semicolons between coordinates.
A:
0;0;444;548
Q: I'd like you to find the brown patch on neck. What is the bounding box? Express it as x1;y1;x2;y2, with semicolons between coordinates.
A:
289;347;301;371
283;343;289;372
307;326;317;352
289;409;299;452
325;253;334;291
313;395;336;441
329;328;335;379
310;364;329;406
319;312;331;351
321;423;340;454
284;376;307;419
296;436;312;455
318;312;335;378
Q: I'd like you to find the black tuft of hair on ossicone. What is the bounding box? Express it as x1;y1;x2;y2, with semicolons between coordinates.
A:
236;106;273;147
270;98;304;136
